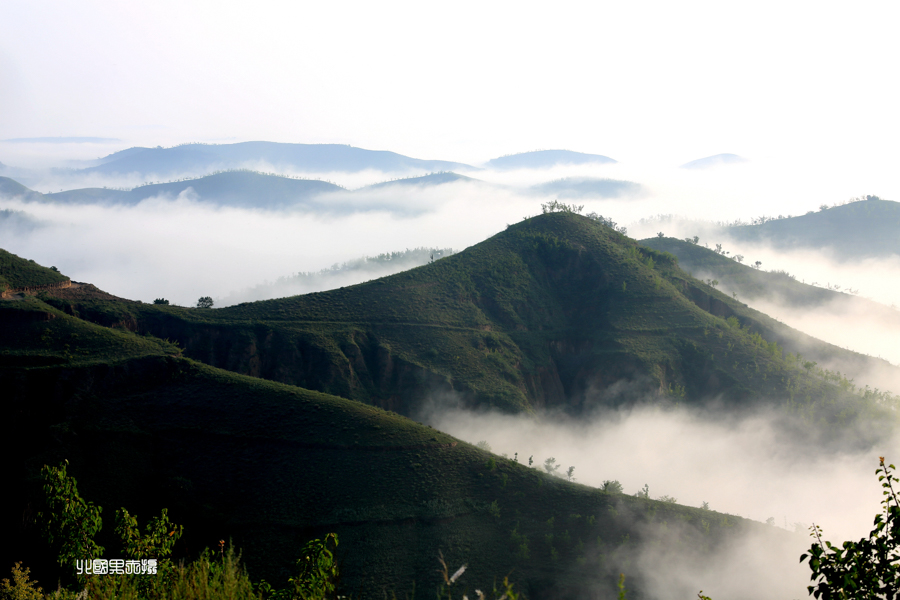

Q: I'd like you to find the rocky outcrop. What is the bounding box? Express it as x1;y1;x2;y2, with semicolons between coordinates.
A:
0;279;71;299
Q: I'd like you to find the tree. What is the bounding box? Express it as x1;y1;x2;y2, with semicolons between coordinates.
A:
601;480;624;494
38;461;105;570
734;254;744;263
196;296;214;309
543;457;561;475
153;298;170;305
754;261;762;270
657;232;665;238
802;457;900;598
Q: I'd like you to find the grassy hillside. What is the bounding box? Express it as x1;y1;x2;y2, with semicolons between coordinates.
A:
639;236;836;307
639;236;900;388
45;214;895;436
0;249;69;292
0;294;768;599
725;197;900;259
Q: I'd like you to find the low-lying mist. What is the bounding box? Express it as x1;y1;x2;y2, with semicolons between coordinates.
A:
423;402;891;599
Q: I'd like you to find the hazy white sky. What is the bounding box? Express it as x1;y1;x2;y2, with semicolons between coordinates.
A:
2;0;900;168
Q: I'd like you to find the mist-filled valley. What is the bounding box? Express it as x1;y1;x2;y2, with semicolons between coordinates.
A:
4;141;900;600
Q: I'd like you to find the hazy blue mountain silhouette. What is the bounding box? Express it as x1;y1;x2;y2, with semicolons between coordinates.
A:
84;142;474;176
45;171;344;208
530;177;643;199
680;153;747;169
485;150;617;170
725;198;900;259
359;172;477;191
0;176;42;201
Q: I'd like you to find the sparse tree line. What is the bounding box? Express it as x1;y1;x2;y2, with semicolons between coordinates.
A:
538;200;628;234
717;194;882;227
665;234;867;295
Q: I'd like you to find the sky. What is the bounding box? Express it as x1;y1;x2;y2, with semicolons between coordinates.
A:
2;1;900;170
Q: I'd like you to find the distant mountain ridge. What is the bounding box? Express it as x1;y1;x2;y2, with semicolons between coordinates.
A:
83;141;475;177
530;177;643;199
680;153;747;169
724;198;900;259
485;150;617;170
46;170;345;209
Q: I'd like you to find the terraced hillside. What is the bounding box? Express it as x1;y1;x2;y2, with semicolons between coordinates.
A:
1;291;773;599
41;213;896;434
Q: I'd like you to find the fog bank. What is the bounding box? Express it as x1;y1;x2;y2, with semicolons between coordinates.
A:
424;403;891;598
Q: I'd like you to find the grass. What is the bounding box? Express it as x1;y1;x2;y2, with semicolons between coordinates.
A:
0;249;69;292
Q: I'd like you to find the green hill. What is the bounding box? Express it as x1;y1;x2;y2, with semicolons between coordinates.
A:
639;236;835;307
45;213;894;433
1;293;770;599
724;197;900;259
638;236;900;388
0;249;69;293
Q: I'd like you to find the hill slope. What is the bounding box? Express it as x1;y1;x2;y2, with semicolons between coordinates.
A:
0;176;43;201
47;214;894;435
360;172;477;190
0;249;69;293
0;292;767;599
724;198;900;259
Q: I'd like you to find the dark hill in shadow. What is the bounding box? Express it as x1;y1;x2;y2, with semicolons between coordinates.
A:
0;290;774;599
